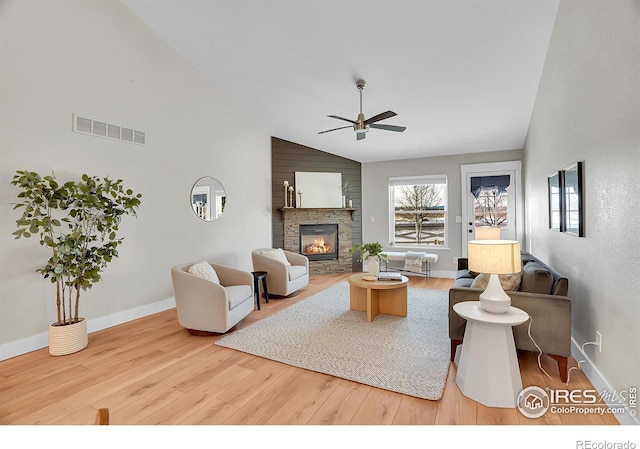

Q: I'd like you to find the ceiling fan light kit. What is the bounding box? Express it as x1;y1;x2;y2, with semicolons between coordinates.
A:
319;79;406;141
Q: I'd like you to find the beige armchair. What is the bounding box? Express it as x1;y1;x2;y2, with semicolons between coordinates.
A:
171;261;254;334
251;248;309;297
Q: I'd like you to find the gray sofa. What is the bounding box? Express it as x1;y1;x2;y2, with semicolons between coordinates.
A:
449;251;571;382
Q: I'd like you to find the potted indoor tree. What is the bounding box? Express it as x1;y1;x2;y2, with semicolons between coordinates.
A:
11;170;142;356
349;241;387;275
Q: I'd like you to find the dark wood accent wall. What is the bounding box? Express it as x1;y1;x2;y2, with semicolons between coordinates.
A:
271;137;362;271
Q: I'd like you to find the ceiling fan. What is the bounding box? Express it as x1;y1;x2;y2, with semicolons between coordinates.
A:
319;79;406;141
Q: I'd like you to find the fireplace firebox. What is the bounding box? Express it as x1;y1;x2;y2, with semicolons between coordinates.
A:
299;224;339;261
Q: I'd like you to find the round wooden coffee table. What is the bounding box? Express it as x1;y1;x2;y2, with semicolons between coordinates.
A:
347;273;408;322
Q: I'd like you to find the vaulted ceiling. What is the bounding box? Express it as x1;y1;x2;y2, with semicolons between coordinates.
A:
125;1;559;163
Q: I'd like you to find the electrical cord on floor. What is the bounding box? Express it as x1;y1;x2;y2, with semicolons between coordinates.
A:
524;315;553;380
524;315;599;386
565;341;599;385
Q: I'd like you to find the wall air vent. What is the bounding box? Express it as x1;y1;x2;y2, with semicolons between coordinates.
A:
72;114;145;145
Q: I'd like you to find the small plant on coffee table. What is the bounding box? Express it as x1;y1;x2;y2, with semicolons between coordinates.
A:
349;242;387;262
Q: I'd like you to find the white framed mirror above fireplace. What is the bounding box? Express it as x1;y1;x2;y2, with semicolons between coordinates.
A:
294;172;342;208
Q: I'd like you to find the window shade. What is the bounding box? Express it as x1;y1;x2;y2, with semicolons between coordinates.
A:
389;175;447;186
470;175;510;198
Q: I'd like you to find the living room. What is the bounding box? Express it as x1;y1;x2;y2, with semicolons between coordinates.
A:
1;0;638;442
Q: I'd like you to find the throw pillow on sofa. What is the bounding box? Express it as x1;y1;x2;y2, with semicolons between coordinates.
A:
188;261;221;284
261;248;292;266
519;262;554;294
470;271;522;291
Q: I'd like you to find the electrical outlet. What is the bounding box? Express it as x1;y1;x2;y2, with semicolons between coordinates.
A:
596;331;602;352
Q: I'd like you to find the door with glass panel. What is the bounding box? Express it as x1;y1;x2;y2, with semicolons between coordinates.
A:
460;161;523;257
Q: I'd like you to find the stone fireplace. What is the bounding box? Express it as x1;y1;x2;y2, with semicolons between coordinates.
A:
282;208;354;274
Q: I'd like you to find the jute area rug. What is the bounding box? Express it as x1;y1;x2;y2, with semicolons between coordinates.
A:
215;281;450;400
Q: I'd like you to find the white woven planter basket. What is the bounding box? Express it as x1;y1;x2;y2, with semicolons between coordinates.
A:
48;318;88;356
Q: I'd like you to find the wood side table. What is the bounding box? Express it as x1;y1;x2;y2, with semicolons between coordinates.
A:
347;273;408;322
454;301;529;408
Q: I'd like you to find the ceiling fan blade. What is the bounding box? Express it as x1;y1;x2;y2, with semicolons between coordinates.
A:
318;125;353;134
356;132;366;141
364;110;397;125
370;123;407;133
327;115;357;124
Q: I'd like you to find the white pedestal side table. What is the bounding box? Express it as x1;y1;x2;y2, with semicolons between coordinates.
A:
454;301;529;408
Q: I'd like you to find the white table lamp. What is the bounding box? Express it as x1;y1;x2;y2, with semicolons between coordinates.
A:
467;239;521;314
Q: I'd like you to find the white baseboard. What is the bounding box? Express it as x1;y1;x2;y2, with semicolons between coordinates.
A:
0;297;176;362
571;337;639;425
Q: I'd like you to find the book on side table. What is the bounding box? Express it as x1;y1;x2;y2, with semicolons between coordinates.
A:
377;272;402;281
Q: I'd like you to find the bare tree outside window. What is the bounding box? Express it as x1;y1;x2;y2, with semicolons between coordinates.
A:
474;188;508;228
393;184;445;245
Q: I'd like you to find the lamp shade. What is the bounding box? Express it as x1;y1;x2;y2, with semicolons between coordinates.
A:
475;226;501;240
468;240;521;274
467;239;521;314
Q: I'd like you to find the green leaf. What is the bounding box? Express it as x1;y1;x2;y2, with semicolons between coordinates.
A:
11;169;141;306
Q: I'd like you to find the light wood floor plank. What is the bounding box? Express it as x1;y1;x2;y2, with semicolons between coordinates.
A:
0;273;619;426
136;391;225;424
179;398;240;425
307;385;368;425
215;358;290;408
265;372;341;424
350;388;403;425
476;404;520;425
135;365;252;424
517;351;563;425
434;363;477;425
110;385;185;425
392;395;438;425
222;366;319;424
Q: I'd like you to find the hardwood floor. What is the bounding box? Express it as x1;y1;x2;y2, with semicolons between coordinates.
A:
0;273;619;426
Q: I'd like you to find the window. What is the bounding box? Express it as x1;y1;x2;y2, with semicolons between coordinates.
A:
389;175;447;247
471;175;510;229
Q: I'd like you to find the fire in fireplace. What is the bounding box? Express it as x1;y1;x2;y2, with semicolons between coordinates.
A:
305;237;332;254
299;224;339;261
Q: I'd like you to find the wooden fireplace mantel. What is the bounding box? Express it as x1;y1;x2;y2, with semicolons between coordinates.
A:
279;207;357;220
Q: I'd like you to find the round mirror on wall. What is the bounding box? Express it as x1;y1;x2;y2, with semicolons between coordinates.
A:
190;177;226;222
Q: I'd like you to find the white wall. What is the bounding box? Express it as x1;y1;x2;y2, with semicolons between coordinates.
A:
362;149;523;276
524;1;639;396
0;1;271;359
